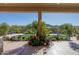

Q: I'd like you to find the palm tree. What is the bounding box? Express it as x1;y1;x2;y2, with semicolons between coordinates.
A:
37;12;42;37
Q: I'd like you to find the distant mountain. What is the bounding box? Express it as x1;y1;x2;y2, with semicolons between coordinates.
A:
46;24;59;28
74;26;79;28
46;24;53;28
46;24;79;28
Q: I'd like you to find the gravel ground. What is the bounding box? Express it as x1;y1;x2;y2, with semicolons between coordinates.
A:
3;40;79;55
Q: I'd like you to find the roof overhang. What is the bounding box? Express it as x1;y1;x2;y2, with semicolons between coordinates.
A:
0;3;79;12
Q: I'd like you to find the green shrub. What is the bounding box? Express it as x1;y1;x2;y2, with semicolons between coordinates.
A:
57;34;69;41
46;35;57;41
18;35;30;41
29;35;50;46
46;34;69;41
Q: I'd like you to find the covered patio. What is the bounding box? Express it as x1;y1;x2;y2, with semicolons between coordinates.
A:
0;3;79;37
1;3;79;55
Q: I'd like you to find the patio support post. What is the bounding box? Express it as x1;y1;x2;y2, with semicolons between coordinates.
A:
37;11;42;37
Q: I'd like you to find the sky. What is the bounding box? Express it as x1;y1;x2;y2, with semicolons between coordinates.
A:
0;12;79;26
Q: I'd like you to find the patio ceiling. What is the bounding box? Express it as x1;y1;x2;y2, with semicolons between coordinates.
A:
0;3;79;12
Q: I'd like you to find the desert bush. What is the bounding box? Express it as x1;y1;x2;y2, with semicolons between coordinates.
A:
3;36;10;41
10;36;18;41
46;34;69;41
46;35;57;41
28;35;50;46
17;34;33;41
77;34;79;40
19;35;30;41
3;34;32;41
57;34;69;41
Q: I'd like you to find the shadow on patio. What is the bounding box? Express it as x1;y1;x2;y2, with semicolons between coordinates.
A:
3;42;48;55
69;42;79;51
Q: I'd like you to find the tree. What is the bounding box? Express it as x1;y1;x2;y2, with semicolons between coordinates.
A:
60;23;73;37
9;25;22;34
32;21;48;35
24;21;47;34
0;23;9;36
74;27;79;34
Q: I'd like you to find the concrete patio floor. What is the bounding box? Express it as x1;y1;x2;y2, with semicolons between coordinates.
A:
3;41;79;55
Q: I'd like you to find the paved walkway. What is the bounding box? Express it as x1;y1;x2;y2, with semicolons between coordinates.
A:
3;41;79;55
3;41;28;55
46;41;79;55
